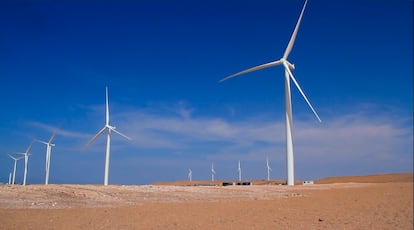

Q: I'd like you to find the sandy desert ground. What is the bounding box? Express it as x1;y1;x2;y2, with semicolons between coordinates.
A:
0;173;412;229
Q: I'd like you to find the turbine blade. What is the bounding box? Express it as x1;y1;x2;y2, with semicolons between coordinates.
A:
86;127;107;146
283;63;322;122
37;140;48;145
283;0;308;59
26;142;34;153
111;128;132;140
105;87;109;126
48;131;57;144
219;60;283;82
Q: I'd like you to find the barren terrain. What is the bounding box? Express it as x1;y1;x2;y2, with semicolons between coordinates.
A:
0;173;412;229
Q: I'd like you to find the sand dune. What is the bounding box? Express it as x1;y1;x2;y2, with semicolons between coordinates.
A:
0;173;412;229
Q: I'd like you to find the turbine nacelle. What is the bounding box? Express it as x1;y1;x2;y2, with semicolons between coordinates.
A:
37;139;55;147
280;58;295;70
107;125;116;130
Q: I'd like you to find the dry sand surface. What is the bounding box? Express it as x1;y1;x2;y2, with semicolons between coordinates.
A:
0;173;412;229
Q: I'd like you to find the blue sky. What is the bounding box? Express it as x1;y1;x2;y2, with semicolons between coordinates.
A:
0;0;412;185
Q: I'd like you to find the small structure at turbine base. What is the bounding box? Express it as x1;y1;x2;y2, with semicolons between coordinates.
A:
302;180;314;185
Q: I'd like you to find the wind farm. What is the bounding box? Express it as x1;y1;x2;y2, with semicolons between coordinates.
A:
0;0;412;229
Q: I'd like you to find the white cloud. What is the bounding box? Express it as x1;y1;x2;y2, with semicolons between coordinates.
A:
26;102;412;183
108;103;412;168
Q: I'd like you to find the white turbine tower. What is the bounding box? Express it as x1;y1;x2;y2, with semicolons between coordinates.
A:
220;0;321;186
237;160;242;182
8;154;23;185
8;173;12;185
87;87;131;186
37;131;57;185
266;157;272;181
211;162;216;182
188;168;192;182
18;142;34;186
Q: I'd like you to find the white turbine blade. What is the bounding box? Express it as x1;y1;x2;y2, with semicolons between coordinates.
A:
86;127;107;146
48;131;57;144
105;87;110;126
26;142;34;153
283;63;322;122
283;0;308;59
219;60;283;82
111;128;131;140
37;139;48;145
8;154;19;160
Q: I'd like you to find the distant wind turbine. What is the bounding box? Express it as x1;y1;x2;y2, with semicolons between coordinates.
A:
220;0;321;186
8;154;23;185
37;131;57;185
237;160;242;182
188;168;192;182
17;142;34;186
266;157;272;181
211;162;216;182
86;87;131;186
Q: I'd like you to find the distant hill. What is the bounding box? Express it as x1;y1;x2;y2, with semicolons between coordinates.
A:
315;173;413;184
152;173;413;186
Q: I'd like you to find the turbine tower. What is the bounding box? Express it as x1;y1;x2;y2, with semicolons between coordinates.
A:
237;160;242;182
18;142;34;186
220;0;321;185
211;162;216;182
8;154;23;185
266;157;272;181
87;87;131;186
8;173;12;184
188;168;192;182
37;131;57;185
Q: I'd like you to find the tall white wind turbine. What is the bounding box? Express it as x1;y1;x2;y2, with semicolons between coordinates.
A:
8;154;23;185
87;87;131;186
237;160;242;182
220;0;321;186
266;157;272;181
211;162;216;182
37;131;57;185
18;142;34;186
188;168;192;182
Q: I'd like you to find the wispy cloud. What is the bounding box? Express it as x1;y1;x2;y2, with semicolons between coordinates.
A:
111;103;412;164
25;102;412;183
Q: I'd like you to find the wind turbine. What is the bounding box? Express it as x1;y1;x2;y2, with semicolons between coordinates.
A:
211;162;216;182
86;87;131;186
37;131;57;185
18;142;34;186
188;168;192;182
237;160;242;182
8;154;23;185
220;0;321;186
266;157;272;181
